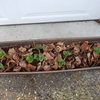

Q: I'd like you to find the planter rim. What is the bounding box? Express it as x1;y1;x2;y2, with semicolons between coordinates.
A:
1;37;100;46
0;67;100;75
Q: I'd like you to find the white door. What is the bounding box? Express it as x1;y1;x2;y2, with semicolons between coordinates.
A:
0;0;100;25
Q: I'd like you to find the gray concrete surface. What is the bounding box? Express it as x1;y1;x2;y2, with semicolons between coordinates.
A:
0;21;100;100
0;21;100;42
0;70;100;100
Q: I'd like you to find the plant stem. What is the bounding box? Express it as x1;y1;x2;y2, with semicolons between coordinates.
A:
64;56;67;61
39;50;40;54
0;56;4;63
38;50;42;64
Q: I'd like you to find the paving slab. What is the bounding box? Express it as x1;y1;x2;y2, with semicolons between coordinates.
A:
0;70;100;100
0;21;100;41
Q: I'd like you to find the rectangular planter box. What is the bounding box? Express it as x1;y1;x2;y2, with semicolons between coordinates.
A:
0;37;100;75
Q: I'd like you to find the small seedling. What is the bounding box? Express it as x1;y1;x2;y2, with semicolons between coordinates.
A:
33;44;45;62
34;44;43;50
0;50;6;57
57;58;66;67
0;63;4;68
94;47;100;54
34;53;45;62
63;51;72;56
26;54;34;63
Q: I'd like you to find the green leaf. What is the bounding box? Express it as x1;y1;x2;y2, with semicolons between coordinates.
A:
34;53;45;62
57;58;66;67
57;58;64;62
34;44;43;50
0;50;6;57
26;54;34;63
34;54;39;60
0;63;4;68
63;51;72;56
94;47;100;54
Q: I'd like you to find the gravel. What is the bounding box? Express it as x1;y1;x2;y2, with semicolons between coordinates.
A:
0;70;100;100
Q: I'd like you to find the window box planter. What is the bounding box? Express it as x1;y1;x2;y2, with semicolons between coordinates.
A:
0;37;100;75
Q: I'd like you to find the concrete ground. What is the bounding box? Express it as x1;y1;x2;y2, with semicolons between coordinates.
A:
0;21;100;41
0;21;100;100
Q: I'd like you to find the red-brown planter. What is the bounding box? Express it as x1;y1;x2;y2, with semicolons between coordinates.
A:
0;37;100;75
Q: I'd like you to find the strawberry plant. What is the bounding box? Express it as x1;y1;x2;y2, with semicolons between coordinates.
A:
0;63;4;68
0;50;6;57
26;54;34;63
57;58;66;67
63;50;72;60
34;53;45;62
94;47;100;54
33;44;45;62
26;53;45;62
63;51;72;56
34;44;43;50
